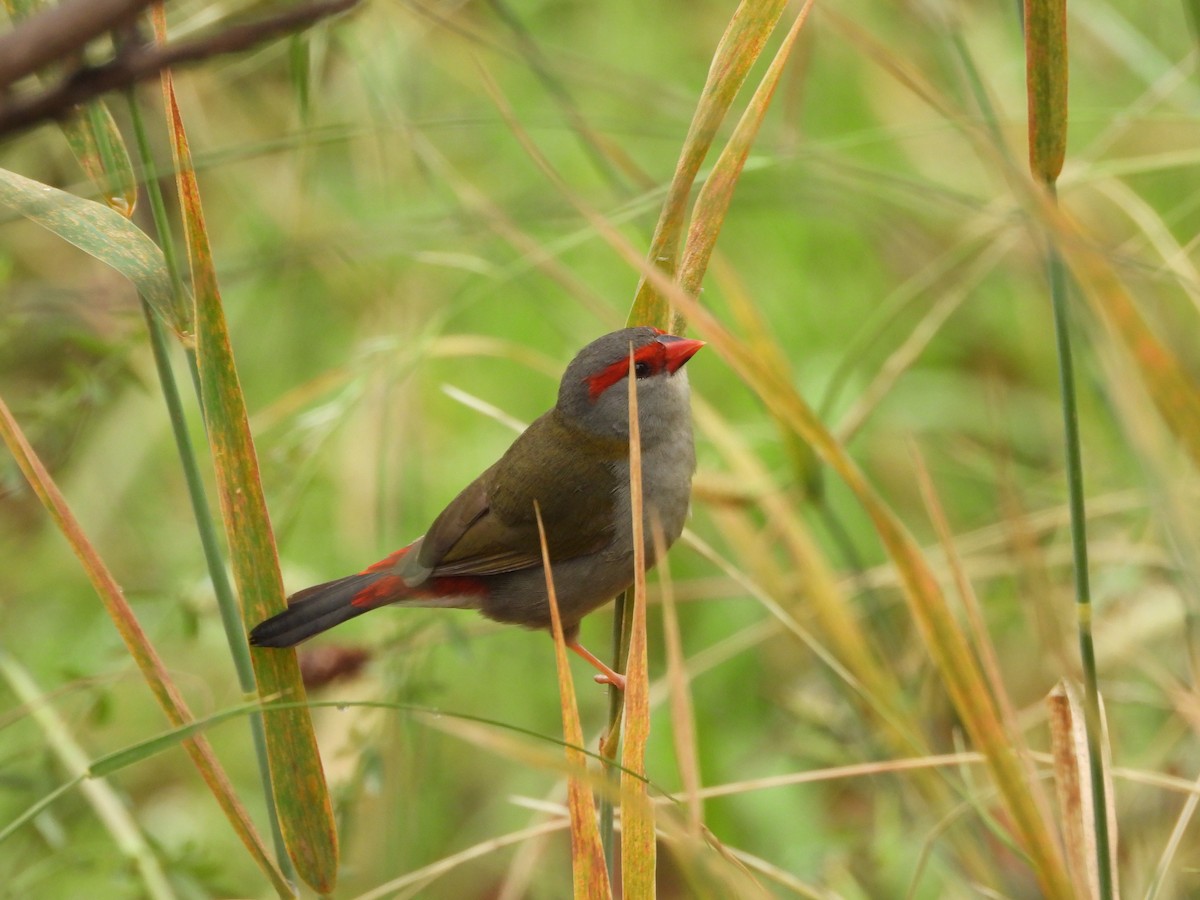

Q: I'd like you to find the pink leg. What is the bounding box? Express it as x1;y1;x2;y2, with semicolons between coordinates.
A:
566;638;627;691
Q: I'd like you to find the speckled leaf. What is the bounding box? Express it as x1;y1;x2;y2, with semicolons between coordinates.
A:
153;9;339;891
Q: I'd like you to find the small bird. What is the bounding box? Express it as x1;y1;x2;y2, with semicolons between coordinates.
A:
250;327;704;689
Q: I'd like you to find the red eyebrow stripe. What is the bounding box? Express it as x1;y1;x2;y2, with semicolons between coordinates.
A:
584;342;666;401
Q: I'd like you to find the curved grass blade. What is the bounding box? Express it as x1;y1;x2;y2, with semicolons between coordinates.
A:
152;23;339;891
664;297;1075;899
0;166;180;334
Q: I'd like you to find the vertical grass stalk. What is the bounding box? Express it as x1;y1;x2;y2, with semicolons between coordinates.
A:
1046;237;1113;898
1025;0;1113;889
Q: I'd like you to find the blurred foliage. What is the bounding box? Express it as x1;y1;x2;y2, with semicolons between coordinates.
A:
2;0;1200;897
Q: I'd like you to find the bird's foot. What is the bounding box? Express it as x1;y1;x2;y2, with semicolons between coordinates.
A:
566;637;627;691
592;670;627;692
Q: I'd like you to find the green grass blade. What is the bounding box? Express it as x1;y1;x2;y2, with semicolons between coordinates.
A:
1025;0;1113;890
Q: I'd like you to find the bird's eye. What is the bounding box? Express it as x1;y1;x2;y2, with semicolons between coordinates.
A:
634;361;651;378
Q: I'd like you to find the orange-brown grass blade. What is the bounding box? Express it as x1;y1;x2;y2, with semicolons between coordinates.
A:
1048;681;1119;899
1025;0;1068;185
1053;217;1200;471
629;0;791;329
834;6;1200;471
710;255;820;495
533;502;613;900
0;395;290;896
151;8;338;891
622;352;656;898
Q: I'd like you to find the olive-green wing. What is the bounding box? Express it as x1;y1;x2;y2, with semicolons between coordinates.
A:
417;411;624;578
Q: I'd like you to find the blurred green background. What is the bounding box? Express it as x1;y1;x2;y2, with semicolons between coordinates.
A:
3;0;1199;896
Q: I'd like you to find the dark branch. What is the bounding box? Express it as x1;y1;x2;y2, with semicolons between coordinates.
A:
0;0;362;139
0;0;158;90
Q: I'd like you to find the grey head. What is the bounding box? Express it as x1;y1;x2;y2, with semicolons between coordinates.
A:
555;326;704;446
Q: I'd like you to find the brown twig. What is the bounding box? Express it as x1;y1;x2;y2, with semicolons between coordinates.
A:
0;0;156;90
0;0;361;138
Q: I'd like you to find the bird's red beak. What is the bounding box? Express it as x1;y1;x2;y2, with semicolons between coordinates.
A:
657;335;706;374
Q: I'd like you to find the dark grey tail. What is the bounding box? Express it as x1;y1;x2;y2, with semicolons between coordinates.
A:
249;574;381;648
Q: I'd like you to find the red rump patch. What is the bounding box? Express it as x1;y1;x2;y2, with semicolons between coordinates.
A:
584;340;669;402
349;573;487;608
352;544;488;608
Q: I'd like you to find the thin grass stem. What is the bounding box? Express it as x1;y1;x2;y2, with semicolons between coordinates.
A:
1046;230;1114;898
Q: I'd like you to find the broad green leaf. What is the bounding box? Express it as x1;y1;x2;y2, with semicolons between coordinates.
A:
0;167;181;335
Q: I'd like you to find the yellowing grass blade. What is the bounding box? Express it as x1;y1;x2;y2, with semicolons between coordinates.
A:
677;0;814;304
534;503;613;900
0;395;290;895
628;0;790;329
621;353;656;898
152;9;338;891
